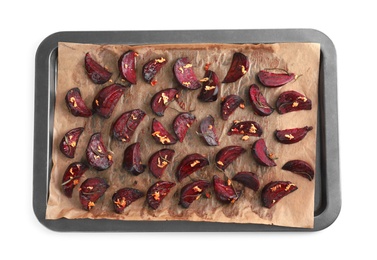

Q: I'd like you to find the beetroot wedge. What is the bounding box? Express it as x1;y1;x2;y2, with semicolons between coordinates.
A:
251;139;276;167
282;160;315;181
274;126;313;144
122;142;146;176
173;57;201;90
222;52;249;83
213;175;241;204
84;52;112;84
257;69;299;87
232;171;260;192
198;115;219;146
142;57;167;85
112;109;146;142
151;118;177;145
198;70;220;102
261;181;298;208
179;180;210;208
86;133;113;171
176;153;209;182
59;127;84;158
249;84;274;116
150;88;179;116
61;162;89;198
148;148;175;179
112;187;144;213
92;83;126;118
118;50;138;84
215;145;246;171
276;90;312;114
79;177;109;211
147;181;176;210
65;88;92;117
221;94;245;120
227;120;263;137
173;112;196;142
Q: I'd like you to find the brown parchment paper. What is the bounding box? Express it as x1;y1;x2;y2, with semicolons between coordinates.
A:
46;42;320;228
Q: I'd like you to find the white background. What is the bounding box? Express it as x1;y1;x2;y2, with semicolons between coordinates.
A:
2;0;375;259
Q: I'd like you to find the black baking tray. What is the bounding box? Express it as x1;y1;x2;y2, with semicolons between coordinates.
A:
33;29;341;232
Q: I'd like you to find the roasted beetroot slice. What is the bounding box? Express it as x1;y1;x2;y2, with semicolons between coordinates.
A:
150;88;179;116
151;118;177;145
257;69;299;87
213;175;241;203
79;177;109;210
227;120;263;137
147;181;176;210
173;57;201;90
122;142;146;176
261;181;298;208
222;52;249;83
142;57;167;85
112;109;146;142
85;133;113;171
215;145;246;171
198;70;220;102
221;94;245;120
276;90;312;114
274;126;313;144
179;180;210;208
148;149;175;179
251;139;276;167
112;187;144;214
118;50;138;84
282;160;315;181
65;88;92;117
249;84;274;116
84;52;112;84
61;162;89;198
59;127;84;158
176;153;209;182
92;83;126;119
232;171;260;192
173;112;196;142
198;115;219;146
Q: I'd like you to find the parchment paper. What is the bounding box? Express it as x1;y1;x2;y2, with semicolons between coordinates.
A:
46;42;320;228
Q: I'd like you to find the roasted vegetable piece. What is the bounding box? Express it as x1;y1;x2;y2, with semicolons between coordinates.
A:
220;94;245;120
176;153;209;182
198;70;220;102
79;177;109;211
112;109;146;142
227;120;263;137
276;90;312;114
213;175;241;203
86;133;113;171
92;83;126;118
123;142;146;175
257;69;299;87
179;180;210;208
150;88;179;116
248;84;274;116
222;52;249;83
173;57;201;90
282;160;315;181
84;52;112;84
173;112;196;142
261;181;298;208
59;127;84;158
251;139;276;167
198;115;219;146
112;187;144;213
147;181;176;210
215;145;246;171
62;162;89;197
65;88;92;117
232;171;260;192
118;50;138;84
274;126;313;144
151;118;177;145
142;57;167;85
148;149;175;179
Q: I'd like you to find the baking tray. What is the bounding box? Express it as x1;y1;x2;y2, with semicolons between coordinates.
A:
33;29;341;232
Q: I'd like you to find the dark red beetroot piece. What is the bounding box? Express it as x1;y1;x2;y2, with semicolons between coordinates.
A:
112;187;144;214
213;175;241;204
222;52;249;83
61;162;89;198
118;50;138;84
261;181;298;208
112;109;146;142
227;120;263;137
221;94;245;120
179;180;210;208
257;69;299;87
274;126;313;144
142;57;167;86
122;142;146;176
173;57;201;90
65;88;92;117
251;139;276;167
198;70;220;102
148;148;175;179
84;52;112;84
215;145;246;171
151;118;177;145
232;171;260;192
198;115;219;146
59;127;84;158
79;177;109;211
248;84;274;116
92;83;126;118
86;133;113;171
176;153;209;182
147;181;176;210
150;88;179;116
276;90;312;114
282;160;315;181
173;112;196;142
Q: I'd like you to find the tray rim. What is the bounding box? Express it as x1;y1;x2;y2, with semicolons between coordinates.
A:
33;29;341;232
